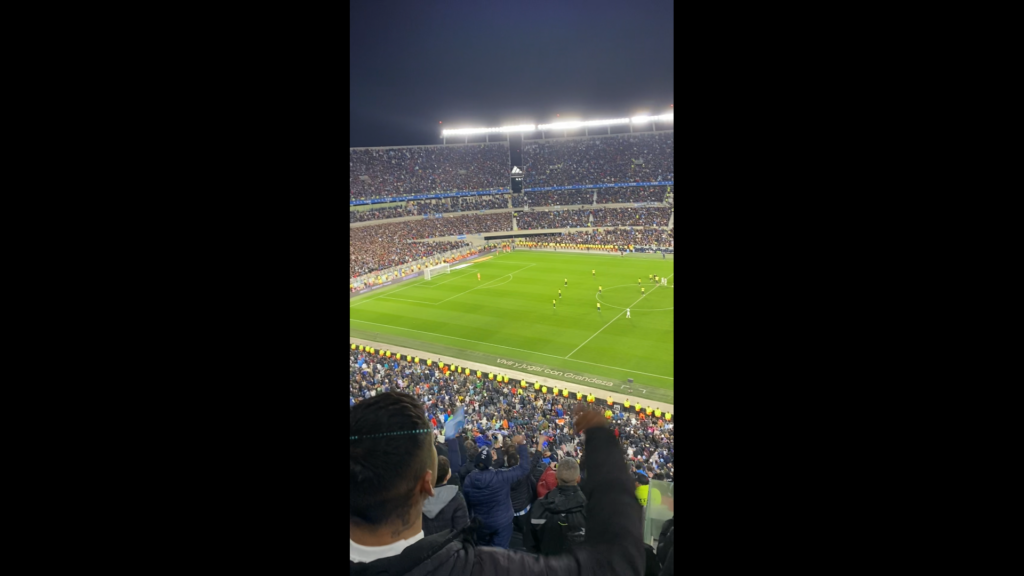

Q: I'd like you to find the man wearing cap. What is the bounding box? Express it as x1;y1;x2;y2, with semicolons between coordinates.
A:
461;433;532;549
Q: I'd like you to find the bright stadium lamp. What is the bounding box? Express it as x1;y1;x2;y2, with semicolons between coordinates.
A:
537;118;630;130
632;113;673;124
442;124;535;136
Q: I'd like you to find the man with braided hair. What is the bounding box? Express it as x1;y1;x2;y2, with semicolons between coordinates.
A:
350;392;644;575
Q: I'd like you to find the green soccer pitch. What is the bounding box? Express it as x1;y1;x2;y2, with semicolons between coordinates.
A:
350;250;674;402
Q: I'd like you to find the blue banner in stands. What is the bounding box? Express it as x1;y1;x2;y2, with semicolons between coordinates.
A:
522;181;672;192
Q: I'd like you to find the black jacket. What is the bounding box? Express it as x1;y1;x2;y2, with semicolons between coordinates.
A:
422;485;470;537
524;484;587;554
507;468;531;514
350;427;643;576
457;461;476;489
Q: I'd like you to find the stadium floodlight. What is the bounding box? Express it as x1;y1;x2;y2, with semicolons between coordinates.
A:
442;124;536;136
537;118;630;130
631;113;674;124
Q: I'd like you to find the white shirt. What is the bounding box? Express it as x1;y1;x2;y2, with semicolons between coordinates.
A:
350;531;424;564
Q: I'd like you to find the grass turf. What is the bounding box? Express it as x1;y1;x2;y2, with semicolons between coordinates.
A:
350;250;674;402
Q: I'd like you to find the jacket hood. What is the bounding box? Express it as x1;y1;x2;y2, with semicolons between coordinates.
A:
541;484;587;513
422;485;459;519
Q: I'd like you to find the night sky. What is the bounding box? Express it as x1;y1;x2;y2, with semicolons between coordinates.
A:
350;0;674;149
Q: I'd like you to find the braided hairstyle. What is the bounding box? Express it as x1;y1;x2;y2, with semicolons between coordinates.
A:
350;392;435;527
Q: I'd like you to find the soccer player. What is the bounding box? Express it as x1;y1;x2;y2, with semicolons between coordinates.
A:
649;274;653;281
592;269;595;277
552;299;556;309
598;286;602;294
626;308;631;318
558;290;562;299
478;273;481;281
638;278;641;285
654;275;659;283
641;287;645;295
597;302;601;311
564;278;567;286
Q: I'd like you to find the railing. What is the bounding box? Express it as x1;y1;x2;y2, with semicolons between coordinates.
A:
346;329;675;405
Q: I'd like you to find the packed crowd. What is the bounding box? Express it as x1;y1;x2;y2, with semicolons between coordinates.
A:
591;206;673;227
595;186;668;204
517;227;674;249
351;386;674;574
523;132;674;188
515;209;591;230
349;204;415;223
514;206;673;231
510;189;594;208
350;194;511;223
349;143;510;200
349;234;470;281
349;349;674;562
348;348;674;478
349;213;512;279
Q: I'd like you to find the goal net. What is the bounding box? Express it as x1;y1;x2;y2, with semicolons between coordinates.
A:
424;263;450;281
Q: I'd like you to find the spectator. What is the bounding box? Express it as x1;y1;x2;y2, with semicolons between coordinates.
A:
350;394;644;575
536;460;558;500
459;442;479;487
505;450;533;548
422;455;470;537
525;457;587;555
461;438;531;549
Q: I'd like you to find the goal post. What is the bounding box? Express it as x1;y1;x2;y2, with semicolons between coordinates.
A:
424;263;450;281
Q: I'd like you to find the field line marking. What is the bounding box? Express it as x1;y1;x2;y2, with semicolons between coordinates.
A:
434;263;535;305
565;285;661;359
348;318;673;380
379;296;440;304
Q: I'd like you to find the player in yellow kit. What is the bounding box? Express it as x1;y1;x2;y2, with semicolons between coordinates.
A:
553;299;556;309
598;286;602;294
597;302;601;311
477;273;481;281
592;269;595;277
641;287;645;295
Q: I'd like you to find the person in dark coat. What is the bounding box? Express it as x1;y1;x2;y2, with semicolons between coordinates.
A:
422;456;470;537
461;438;531;549
457;442;479;488
350;393;644;576
504;450;532;550
524;458;587;555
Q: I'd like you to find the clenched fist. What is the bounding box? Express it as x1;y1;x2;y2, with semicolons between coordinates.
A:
573;405;606;434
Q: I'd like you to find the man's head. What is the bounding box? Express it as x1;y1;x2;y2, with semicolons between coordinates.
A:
475;446;493;470
350;392;437;530
505;450;519;468
436;455;451;487
556;458;580;485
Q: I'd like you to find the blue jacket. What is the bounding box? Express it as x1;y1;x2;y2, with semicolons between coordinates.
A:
461;443;530;530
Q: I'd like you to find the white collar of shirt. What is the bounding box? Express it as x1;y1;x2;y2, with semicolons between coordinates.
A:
350;531;424;564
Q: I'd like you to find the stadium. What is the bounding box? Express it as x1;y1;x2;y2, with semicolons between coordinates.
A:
350;115;675;548
350;1;673;571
